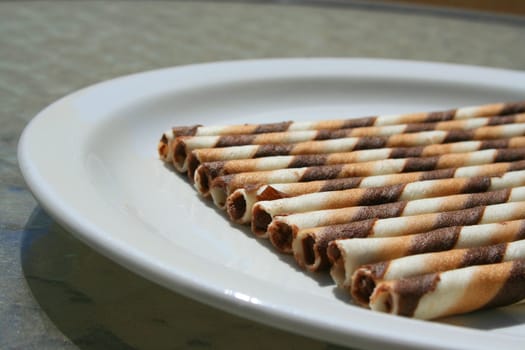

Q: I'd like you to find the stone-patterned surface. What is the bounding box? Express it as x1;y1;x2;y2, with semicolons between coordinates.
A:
1;1;524;349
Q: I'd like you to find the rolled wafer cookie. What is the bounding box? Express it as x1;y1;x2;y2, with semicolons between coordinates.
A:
226;161;525;221
269;186;525;253
159;100;525;162
190;137;525;180
188;136;525;177
219;160;525;212
249;166;525;236
369;259;525;319
330;219;525;291
173;122;525;172
293;201;525;271
349;239;525;306
195;147;525;196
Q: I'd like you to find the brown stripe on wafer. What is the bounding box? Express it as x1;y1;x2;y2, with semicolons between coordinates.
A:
341;117;378;128
483;259;525;309
460;244;507;267
298;164;345;182
486;114;522;125
317;177;365;192
418;168;456;180
500;101;525;115
253;144;295;158
401;157;439;172
287;154;330;168
408;226;462;255
494;148;525;162
434;206;485;228
425;109;456;122
480;139;511;149
354;136;388;149
253;121;294;133
356;184;406;206
215;134;258;147
403;123;436;133
389;146;425;158
443;129;475;143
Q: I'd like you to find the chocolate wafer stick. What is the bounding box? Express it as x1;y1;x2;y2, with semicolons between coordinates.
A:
269;186;525;253
172;121;525;172
188;136;525;177
159;100;525;162
248;165;525;234
294;201;525;272
369;259;525;319
349;238;525;307
219;161;525;211
329;219;525;289
195;148;525;195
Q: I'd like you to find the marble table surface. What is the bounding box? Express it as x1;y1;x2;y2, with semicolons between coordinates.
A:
2;1;525;349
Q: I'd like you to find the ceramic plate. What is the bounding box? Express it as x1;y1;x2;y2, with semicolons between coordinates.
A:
18;59;525;350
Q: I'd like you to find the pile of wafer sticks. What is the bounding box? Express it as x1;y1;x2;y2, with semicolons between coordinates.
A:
158;100;525;319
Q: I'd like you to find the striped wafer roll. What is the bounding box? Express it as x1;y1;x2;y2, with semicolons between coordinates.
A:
195;148;525;195
248;166;525;235
225;161;525;220
350;238;525;307
188;136;525;177
329;219;525;289
369;259;525;319
217;160;525;210
269;186;525;253
158;100;525;161
173;122;525;172
293;201;525;272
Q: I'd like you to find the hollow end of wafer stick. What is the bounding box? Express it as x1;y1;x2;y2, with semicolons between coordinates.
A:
351;268;378;307
194;165;212;196
195;162;227;196
158;133;170;161
187;153;201;179
268;220;297;253
302;235;319;269
226;190;248;223
226;185;264;224
295;233;330;272
172;138;189;172
251;204;273;238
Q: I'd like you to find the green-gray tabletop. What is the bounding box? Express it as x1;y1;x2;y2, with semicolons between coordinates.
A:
2;1;525;349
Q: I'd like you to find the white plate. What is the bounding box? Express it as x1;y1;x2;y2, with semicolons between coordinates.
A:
18;58;525;350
